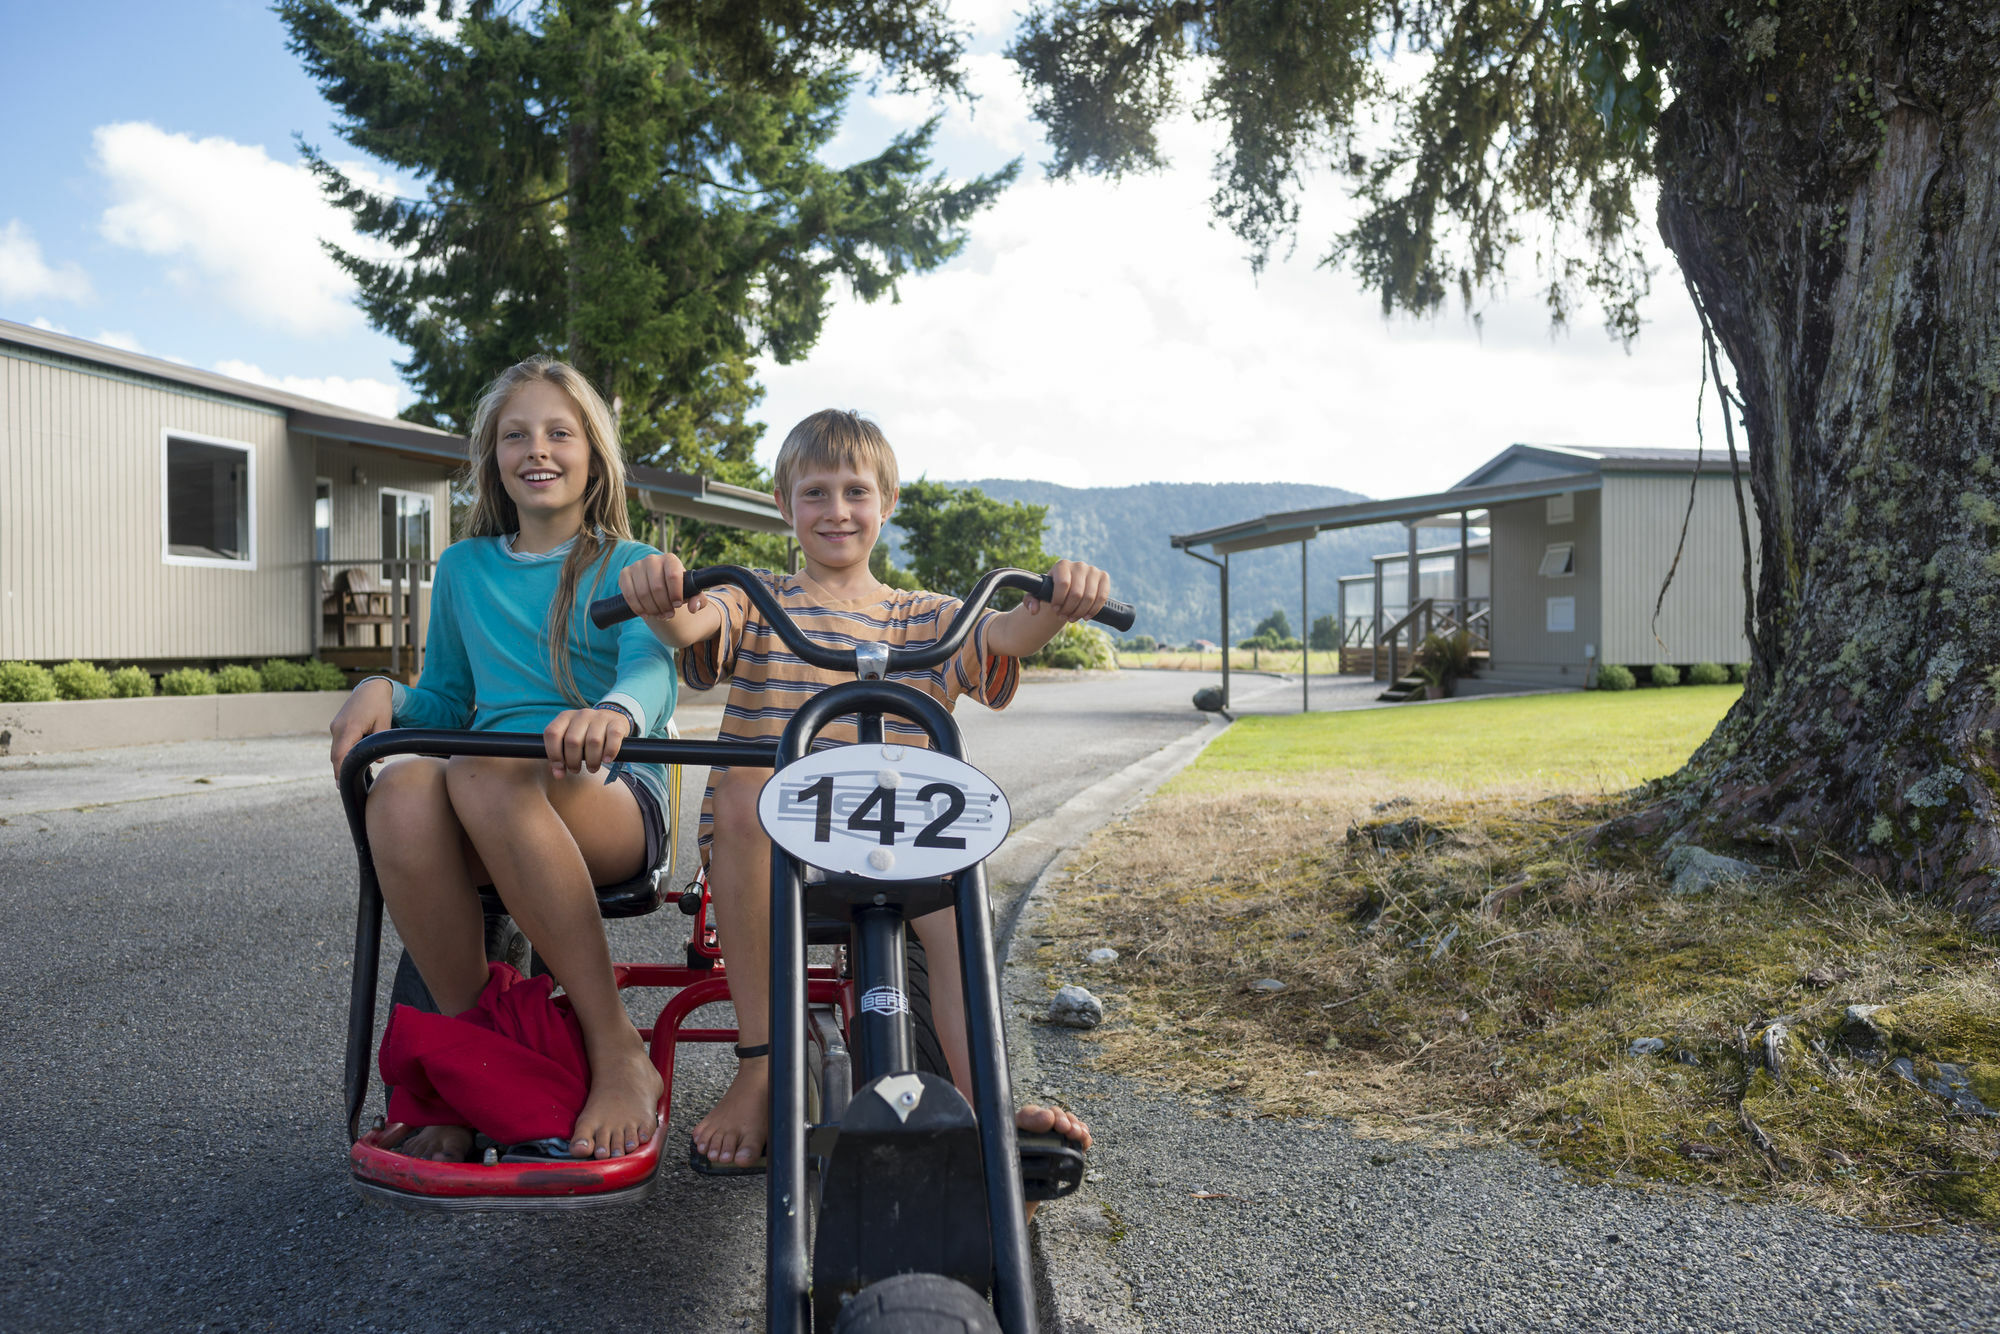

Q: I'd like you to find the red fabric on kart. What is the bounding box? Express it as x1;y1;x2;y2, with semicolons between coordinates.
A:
379;962;589;1144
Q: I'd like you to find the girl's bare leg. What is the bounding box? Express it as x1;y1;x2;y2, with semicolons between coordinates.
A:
446;755;661;1160
366;757;489;1161
692;766;772;1168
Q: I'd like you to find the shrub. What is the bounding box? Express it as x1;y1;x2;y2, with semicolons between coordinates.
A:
1687;661;1730;686
259;658;308;692
1595;664;1636;691
51;659;113;700
1415;630;1478;682
0;661;58;702
1731;662;1751;683
304;659;350;691
108;666;155;698
1122;634;1157;653
215;664;262;694
1031;622;1116;670
1650;663;1682;688
159;667;217;696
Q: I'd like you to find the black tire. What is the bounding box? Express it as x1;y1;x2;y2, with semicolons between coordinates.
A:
902;936;950;1080
830;1274;1000;1334
389;912;524;1013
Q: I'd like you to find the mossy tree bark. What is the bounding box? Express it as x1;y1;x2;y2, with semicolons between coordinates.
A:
1647;4;2000;920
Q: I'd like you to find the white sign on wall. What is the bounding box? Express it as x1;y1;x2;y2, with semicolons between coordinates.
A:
1547;596;1576;633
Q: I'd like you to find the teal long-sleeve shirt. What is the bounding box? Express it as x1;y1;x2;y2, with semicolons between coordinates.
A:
387;535;677;816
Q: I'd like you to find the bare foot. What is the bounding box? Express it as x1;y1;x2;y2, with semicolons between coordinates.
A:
1017;1103;1092;1222
570;1033;665;1160
691;1053;771;1169
385;1123;474;1162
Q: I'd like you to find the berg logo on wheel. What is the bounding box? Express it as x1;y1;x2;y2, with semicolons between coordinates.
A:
756;742;1011;881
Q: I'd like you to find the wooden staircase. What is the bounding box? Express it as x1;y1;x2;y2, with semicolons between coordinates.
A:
1377;672;1431;703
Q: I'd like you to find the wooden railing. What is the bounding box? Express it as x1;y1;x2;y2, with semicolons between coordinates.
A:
314;558;437;678
1371;596;1491;681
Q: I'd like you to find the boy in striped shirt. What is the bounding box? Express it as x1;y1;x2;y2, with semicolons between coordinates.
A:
617;409;1106;1185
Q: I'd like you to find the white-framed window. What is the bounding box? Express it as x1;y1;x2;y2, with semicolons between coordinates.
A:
380;487;435;580
315;477;333;562
162;430;256;569
1538;542;1575;578
1547;492;1574;525
1547;596;1576;633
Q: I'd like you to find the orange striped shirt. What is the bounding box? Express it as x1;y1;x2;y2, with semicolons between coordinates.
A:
682;569;1019;852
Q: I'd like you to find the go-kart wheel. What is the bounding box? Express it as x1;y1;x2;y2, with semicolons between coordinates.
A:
830;1273;999;1334
903;937;949;1080
389;912;525;1013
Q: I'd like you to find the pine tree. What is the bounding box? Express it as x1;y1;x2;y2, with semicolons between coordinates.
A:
281;0;1012;491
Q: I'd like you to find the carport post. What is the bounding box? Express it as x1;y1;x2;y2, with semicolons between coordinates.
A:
1221;551;1231;710
1182;546;1228;710
1301;539;1309;713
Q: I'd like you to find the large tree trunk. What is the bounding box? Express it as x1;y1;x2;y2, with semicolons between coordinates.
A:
1648;5;2000;921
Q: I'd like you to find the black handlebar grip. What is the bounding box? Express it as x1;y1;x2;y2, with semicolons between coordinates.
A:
589;593;636;629
1030;576;1135;633
1095;598;1137;633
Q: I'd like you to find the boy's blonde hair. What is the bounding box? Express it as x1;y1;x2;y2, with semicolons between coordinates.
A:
772;410;900;506
462;355;631;707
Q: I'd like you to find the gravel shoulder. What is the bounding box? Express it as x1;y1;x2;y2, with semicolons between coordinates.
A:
1008;793;2000;1333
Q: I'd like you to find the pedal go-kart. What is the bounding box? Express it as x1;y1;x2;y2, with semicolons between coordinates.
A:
334;565;1134;1332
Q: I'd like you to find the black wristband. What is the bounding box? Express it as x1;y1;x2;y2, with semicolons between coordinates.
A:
591;701;637;731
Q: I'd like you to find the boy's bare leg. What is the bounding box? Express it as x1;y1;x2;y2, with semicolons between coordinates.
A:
367;757;486;1161
910;907;1092;1220
446;756;662;1160
693;766;773;1167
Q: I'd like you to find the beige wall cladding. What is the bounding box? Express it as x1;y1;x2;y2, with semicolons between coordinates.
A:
311;437;454;565
2;347;323;661
1488;488;1601;680
1599;473;1760;666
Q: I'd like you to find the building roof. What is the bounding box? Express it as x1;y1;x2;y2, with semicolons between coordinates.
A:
1173;443;1732;556
0;318;787;532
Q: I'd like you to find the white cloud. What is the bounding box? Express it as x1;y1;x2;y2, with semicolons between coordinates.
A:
92;122;400;337
0;220;94;303
214;359;405;419
760;87;1714;500
29;315;67;333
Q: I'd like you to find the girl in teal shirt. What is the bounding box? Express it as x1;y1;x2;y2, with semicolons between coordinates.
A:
329;356;674;1164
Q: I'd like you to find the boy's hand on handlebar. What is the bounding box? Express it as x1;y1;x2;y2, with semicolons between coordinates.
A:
620;553;706;620
328;678;395;776
545;707;630;778
1029;560;1111;623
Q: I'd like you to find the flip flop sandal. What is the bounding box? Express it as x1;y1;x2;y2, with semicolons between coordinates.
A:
688;1043;771;1176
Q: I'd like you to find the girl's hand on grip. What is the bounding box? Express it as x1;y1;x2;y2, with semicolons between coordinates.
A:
329;677;395;776
545;707;631;777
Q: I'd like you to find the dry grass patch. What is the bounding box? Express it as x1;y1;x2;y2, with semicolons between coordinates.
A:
1037;773;2000;1224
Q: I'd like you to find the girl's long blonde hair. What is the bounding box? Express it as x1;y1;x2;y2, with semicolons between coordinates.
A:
462;356;631;707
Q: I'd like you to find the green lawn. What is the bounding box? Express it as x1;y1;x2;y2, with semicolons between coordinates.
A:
1188;686;1742;793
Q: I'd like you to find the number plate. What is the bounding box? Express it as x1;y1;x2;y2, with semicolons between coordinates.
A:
756;743;1011;881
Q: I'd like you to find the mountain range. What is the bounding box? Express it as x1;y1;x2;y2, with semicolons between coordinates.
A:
880;479;1445;647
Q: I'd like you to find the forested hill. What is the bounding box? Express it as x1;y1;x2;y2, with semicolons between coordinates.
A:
882;479;1422;647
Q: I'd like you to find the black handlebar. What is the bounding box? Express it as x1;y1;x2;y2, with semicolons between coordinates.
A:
588;565;1136;673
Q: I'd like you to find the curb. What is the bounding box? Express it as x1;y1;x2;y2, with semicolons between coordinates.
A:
987;717;1233;1334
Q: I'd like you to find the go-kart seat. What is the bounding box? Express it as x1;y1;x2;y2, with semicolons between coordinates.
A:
474;862;668;921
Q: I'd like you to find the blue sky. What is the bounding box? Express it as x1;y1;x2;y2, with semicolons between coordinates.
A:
1;1;1723;496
